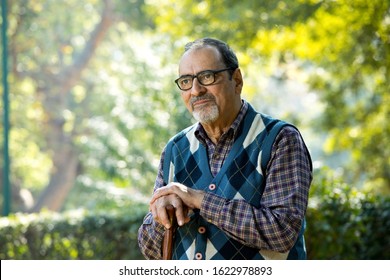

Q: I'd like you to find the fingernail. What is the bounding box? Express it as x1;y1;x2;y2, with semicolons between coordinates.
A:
165;224;171;229
178;220;183;226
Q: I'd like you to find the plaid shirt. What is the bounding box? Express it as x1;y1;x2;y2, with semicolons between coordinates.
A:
138;100;312;259
195;100;248;176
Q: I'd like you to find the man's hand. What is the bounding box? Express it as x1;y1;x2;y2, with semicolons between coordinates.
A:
150;182;205;228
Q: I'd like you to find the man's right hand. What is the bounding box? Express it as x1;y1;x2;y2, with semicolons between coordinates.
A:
149;193;190;229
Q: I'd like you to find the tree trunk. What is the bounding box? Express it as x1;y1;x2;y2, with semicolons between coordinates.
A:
31;144;78;212
30;0;116;212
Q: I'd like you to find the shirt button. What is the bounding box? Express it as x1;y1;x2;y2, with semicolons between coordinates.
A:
195;253;203;260
208;184;216;191
198;226;206;234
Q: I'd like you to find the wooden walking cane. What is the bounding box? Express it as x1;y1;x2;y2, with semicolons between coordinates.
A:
162;207;177;260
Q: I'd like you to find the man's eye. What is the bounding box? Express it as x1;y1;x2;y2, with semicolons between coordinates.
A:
200;72;213;82
180;78;191;85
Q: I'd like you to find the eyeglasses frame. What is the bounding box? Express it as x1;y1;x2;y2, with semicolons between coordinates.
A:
174;67;235;91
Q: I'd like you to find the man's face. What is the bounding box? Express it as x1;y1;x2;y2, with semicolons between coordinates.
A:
177;46;242;125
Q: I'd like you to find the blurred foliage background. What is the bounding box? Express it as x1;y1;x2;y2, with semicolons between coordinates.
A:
0;0;389;259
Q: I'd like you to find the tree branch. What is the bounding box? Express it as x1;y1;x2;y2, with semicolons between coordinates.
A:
57;0;116;94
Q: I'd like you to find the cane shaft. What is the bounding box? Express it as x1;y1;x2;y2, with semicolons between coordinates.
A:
162;207;176;260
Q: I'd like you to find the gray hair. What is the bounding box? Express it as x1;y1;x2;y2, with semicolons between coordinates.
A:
184;38;239;72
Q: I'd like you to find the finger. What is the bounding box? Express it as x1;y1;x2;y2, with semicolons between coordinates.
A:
150;200;158;223
151;182;187;204
172;201;185;226
150;197;171;228
150;187;172;205
159;206;171;229
183;207;191;224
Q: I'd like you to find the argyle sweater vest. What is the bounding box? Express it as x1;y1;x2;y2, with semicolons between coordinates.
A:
162;105;306;260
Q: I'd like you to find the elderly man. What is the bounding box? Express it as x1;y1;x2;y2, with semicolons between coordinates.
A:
138;37;312;260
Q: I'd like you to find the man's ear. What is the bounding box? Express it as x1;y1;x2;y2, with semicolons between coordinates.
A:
233;68;243;94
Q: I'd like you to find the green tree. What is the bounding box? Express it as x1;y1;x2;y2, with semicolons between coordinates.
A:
1;0;184;213
2;0;388;215
146;0;390;192
5;0;118;212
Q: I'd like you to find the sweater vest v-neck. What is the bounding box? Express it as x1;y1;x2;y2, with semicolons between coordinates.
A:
162;105;306;260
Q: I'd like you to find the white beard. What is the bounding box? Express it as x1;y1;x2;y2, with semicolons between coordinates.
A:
192;103;219;124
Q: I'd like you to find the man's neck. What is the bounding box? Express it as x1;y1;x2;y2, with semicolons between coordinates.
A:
201;106;241;144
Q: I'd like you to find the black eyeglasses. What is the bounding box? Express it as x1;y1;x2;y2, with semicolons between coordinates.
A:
174;68;233;91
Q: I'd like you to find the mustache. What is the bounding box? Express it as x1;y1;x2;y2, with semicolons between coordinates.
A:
190;94;215;107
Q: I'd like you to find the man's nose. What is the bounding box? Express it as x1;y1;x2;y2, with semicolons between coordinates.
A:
190;78;206;96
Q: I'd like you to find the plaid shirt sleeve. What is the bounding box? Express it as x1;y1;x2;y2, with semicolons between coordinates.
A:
138;148;167;259
200;126;312;253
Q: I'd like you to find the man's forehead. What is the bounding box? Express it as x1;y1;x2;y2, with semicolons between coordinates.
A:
178;46;222;72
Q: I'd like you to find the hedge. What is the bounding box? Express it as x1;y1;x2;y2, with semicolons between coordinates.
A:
1;192;389;260
305;167;390;260
306;191;390;259
0;208;146;260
